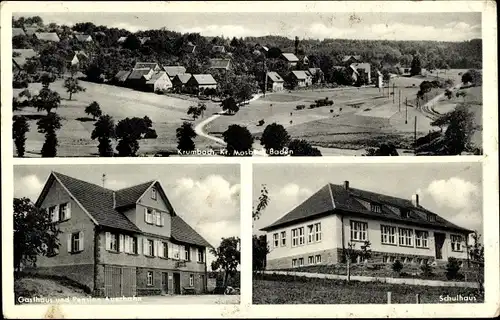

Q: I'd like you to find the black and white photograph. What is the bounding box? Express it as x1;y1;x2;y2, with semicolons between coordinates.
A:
10;10;483;157
252;162;484;304
12;164;241;304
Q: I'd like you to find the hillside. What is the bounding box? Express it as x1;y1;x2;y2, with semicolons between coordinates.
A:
15;275;88;304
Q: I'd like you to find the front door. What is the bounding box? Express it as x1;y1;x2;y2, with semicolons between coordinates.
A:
161;272;169;294
435;232;446;260
173;272;181;294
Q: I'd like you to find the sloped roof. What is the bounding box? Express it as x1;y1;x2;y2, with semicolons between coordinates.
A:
45;172;141;232
342;55;362;62
281;52;299;62
174;73;192;84
267;71;284;82
35;32;60;42
24;28;38;36
115;180;155;208
291;70;310;80
209;58;231;70
192;74;217;85
212;45;226;52
117;36;127;43
145;71;170;84
308;67;322;75
134;62;158;70
351;63;371;72
128;68;152;80
74;34;92;42
163;66;186;77
13;28;26;37
349;65;360;75
114;70;131;82
262;183;471;233
171;215;212;247
12;49;38;67
139;37;150;45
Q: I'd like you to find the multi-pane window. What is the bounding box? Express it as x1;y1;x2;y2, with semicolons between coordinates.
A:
106;232;119;252
314;223;321;242
298;227;305;245
145;208;153;224
147;239;155;256
350;221;368;241
307;225;314;243
59;203;70;221
155;211;161;226
71;232;82;253
315;255;321;264
371;203;382;213
48;206;57;222
151;188;157;200
298;258;304;266
163;242;169;258
427;214;436;222
415;230;429;248
398;228;414;246
307;223;322;243
451;235;463;252
273;233;279;248
198;248;204;262
189;274;194;287
291;228;299;247
147;271;154;286
124;235;138;254
308;256;314;264
381;225;397;245
292;259;298;267
280;231;286;247
184;246;190;261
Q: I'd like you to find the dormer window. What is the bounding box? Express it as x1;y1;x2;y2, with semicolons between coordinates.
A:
151;188;157;200
427;214;436;222
401;209;409;219
370;203;382;213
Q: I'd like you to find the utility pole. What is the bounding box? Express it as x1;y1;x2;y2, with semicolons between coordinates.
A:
399;89;401;112
405;99;408;124
263;56;267;97
102;174;106;188
414;116;417;147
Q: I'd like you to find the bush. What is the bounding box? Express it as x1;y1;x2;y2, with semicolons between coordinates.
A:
445;257;462;280
296;105;305;110
392;260;403;273
309;104;316;109
143;128;158;139
257;119;265;126
420;262;433;276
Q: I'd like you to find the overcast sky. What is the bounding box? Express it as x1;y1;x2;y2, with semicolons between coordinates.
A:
14;164;240;261
253;163;483;237
15;12;481;41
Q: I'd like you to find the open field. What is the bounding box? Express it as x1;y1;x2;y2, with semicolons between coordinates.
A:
13;79;223;157
253;275;483;304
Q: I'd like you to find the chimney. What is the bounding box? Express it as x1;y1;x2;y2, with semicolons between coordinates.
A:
112;192;116;209
343;181;349;190
102;173;106;188
411;194;419;207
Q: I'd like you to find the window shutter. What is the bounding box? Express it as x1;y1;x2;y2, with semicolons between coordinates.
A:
66;203;72;220
79;231;84;251
67;234;72;253
124;236;130;253
119;234;125;252
52;206;58;222
144;208;148;223
161;215;165;226
168;242;173;258
156;212;161;226
137;237;142;255
105;232;111;251
143;238;148;255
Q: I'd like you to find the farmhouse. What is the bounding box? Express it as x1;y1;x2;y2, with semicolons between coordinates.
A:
12;28;26;37
212;45;226;53
134;62;162;72
290;70;312;87
74;34;93;42
351;62;371;84
185;74;217;94
261;181;471;270
113;70;132;85
172;73;193;93
308;67;324;84
399;66;412;76
266;71;284;92
163;66;187;79
125;68;155;88
28;172;211;297
342;55;362;65
68;50;89;67
347;65;360;84
145;71;173;92
12;49;38;70
209;58;232;71
281;53;299;67
183;42;197;54
34;32;60;42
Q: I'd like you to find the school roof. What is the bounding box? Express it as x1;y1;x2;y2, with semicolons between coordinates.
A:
281;52;299;62
209;58;231;70
291;70;310;80
163;66;187;78
12;49;38;67
35;32;60;42
261;183;471;233
191;74;217;85
267;71;284;82
12;28;26;37
36;172;211;247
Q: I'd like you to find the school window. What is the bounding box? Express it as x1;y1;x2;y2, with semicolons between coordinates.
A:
298;227;305;245
370;203;382;213
71;232;82;253
59;203;70;221
291;228;299;247
145;208;153;224
147;239;154;256
198;248;204;262
308;256;314;264
151;188;157;200
307;225;314;243
381;225;397;245
315;255;321;264
415;230;429;248
298;258;304;267
280;231;286;247
314;223;321;242
350;220;368;241
399;228;414;247
184;246;190;261
189;274;194;287
163;242;168;258
292;259;298;267
106;232;119;252
273;233;279;248
147;271;154;286
451;235;463;252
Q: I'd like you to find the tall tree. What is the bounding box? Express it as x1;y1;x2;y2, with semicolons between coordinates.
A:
13;115;30;157
91;114;116;157
33;88;61;114
187;105;201;120
85;101;102;120
430;105;476;155
37;113;63;157
64;76;86;100
288;139;322;156
210;237;241;288
14;198;61;272
221;96;239;114
176;121;197;152
260;123;290;156
410;54;422;77
115;117;153;156
252;184;270;273
222;124;254;156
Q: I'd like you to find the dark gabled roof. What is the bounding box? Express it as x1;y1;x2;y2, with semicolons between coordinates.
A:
171;215;212;248
114;70;131;82
114;180;155;209
47;172;141;232
12;49;38;67
145;71;170;84
281;53;299;62
191;74;217;85
267;71;284;82
163;66;186;78
134;62;158;70
128;68;152;80
342;55;362;62
261;183;471;233
173;73;192;84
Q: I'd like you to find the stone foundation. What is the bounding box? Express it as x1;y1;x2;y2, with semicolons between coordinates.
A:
25;264;94;292
267;249;340;270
